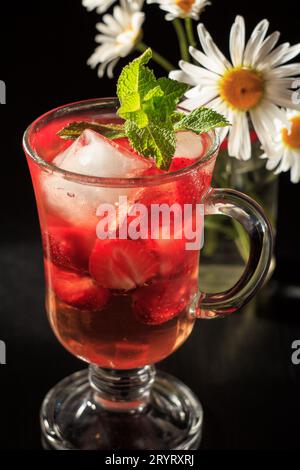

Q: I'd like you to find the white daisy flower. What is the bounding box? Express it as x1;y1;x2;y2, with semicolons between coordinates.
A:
82;0;144;14
170;16;300;161
147;0;210;21
87;0;145;78
82;0;117;14
262;109;300;183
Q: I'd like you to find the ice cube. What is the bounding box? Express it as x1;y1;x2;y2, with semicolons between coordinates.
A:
174;131;204;160
55;129;150;177
42;129;148;227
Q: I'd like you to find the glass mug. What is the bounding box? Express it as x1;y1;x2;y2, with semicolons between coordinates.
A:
23;98;273;450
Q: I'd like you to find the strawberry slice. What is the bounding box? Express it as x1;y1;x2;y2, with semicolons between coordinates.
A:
43;226;95;272
150;220;186;276
89;239;159;290
48;263;111;311
133;278;191;325
132;182;188;276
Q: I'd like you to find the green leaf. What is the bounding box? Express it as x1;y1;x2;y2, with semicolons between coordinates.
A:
171;111;186;124
118;92;141;115
117;48;156;105
125;120;176;170
143;85;164;101
57;121;126;140
157;77;188;111
174;107;231;134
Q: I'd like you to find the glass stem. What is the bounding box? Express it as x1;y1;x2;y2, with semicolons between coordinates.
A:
89;364;156;412
185;18;197;49
135;42;175;72
172;19;190;62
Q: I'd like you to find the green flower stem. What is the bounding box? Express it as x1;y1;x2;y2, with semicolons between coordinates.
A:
172;19;190;62
185;18;197;48
135;42;175;72
232;219;250;264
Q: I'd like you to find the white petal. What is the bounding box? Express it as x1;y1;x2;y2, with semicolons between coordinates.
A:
290;150;300;183
107;58;119;78
102;13;122;33
266;155;282;171
266;77;297;89
266;63;300;78
265;88;300;111
113;5;126;25
260;43;293;70
179;60;218;85
272;44;300;67
179;97;207;111
197;23;232;71
228;112;245;159
96;22;117;36
240;113;251;160
189;46;225;75
253;31;281;67
261;42;300;70
131;12;145;31
274;149;292;173
184;85;219;105
243;19;269;66
97;59;110;78
258;100;290;132
250;107;274;154
95;34;115;43
169;69;198;86
230;16;246;67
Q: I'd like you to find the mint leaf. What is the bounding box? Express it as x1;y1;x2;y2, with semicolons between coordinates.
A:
125;120;176;170
171;111;186;124
174;107;230;134
117;48;154;103
57;121;126;140
157;78;188;113
116;49;188;127
117;48;157;123
143;85;164;101
116;49;192;169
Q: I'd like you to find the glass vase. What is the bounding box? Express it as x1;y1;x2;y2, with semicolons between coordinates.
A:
200;134;278;293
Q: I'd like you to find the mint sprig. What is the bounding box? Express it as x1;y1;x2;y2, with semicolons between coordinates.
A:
58;48;230;170
116;49;229;169
116;49;188;168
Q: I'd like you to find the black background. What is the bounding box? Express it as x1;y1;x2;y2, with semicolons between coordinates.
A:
0;0;300;451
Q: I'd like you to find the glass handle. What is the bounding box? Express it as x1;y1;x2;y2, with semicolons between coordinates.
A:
198;188;274;318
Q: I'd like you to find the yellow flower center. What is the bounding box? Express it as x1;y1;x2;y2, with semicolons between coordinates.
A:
175;0;196;14
282;116;300;149
219;67;265;112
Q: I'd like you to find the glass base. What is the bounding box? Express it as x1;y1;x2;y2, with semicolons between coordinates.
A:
40;369;203;450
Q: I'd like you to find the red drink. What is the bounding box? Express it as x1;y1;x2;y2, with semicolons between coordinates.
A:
26;102;217;369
